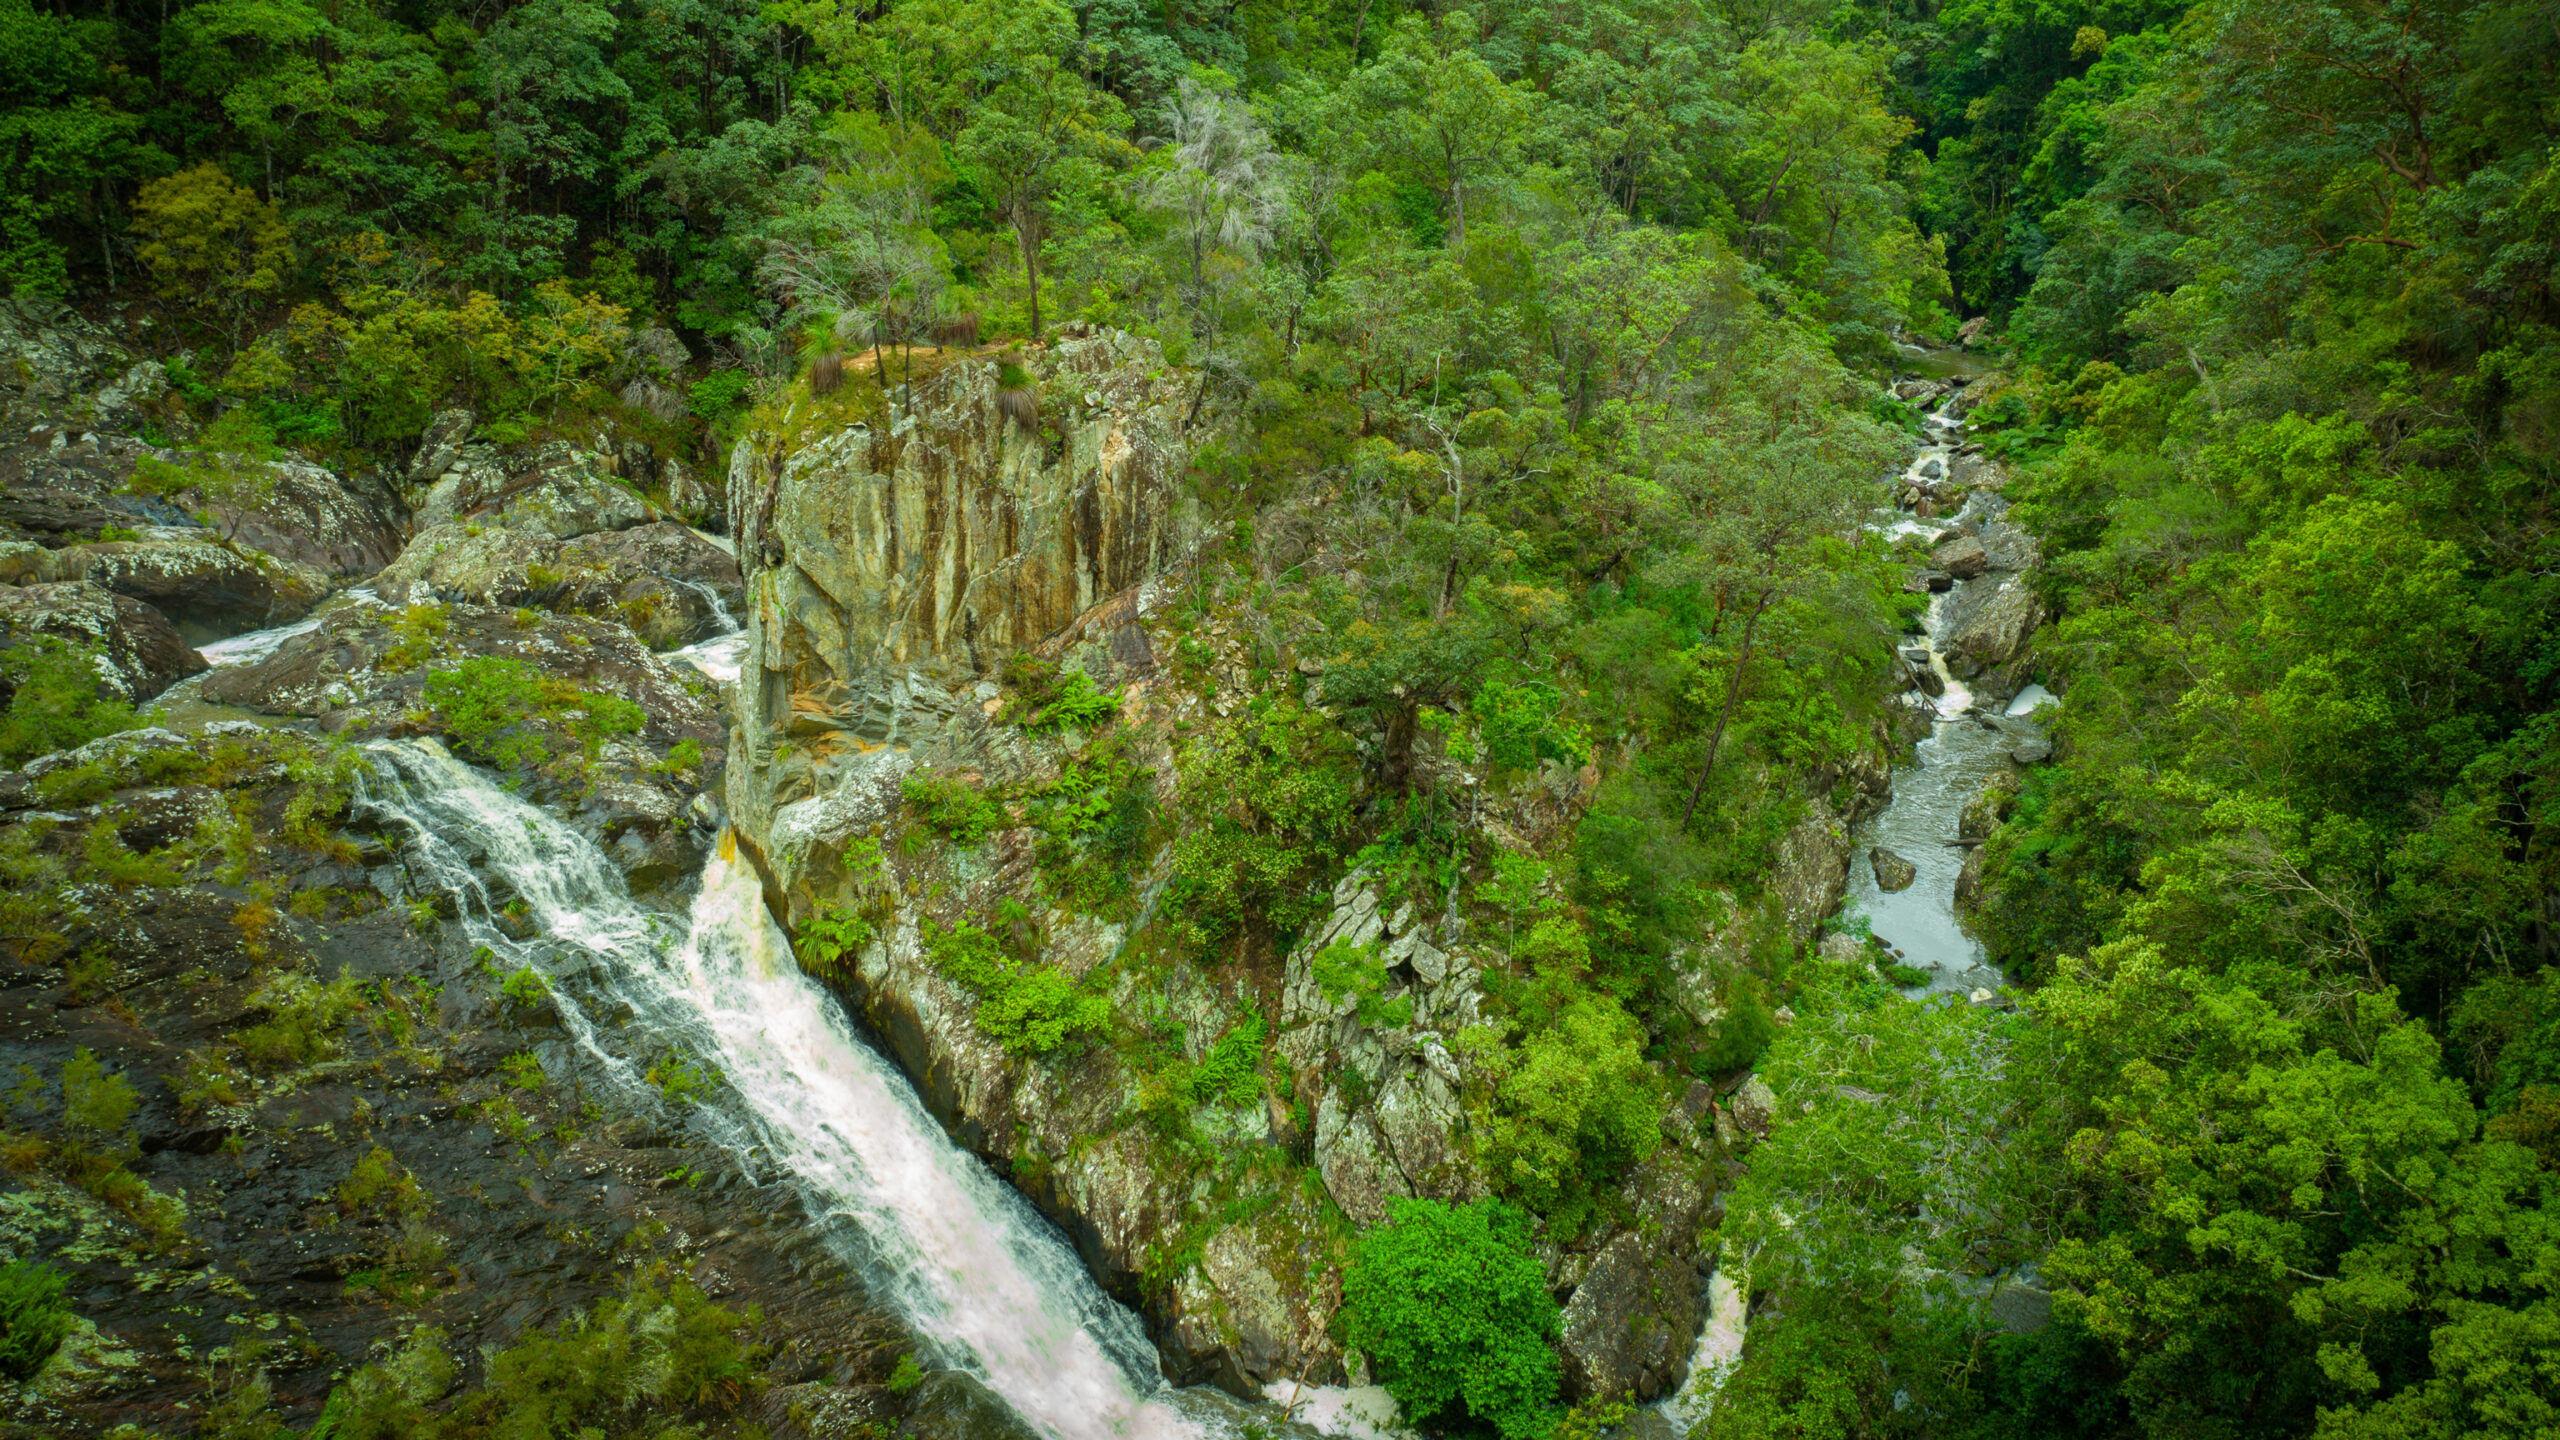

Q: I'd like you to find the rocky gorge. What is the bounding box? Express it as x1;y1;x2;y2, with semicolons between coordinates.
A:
0;289;2050;1438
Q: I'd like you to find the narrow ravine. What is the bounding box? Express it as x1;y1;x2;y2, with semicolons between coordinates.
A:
1648;363;2048;1430
1849;389;2047;995
354;738;1198;1440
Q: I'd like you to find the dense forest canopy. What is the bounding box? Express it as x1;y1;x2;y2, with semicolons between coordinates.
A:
3;0;2559;1435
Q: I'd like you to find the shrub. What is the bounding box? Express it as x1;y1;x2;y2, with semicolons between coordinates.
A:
902;772;1008;845
1166;700;1359;946
1310;939;1413;1030
1018;668;1120;731
309;1325;454;1439
1342;1198;1560;1440
1474;994;1665;1238
461;1279;763;1432
0;637;136;766
232;969;367;1071
0;1262;71;1381
422;656;548;767
794;903;874;978
921;919;1110;1056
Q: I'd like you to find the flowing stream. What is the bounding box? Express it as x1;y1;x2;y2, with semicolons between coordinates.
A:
354;738;1195;1440
1649;369;2045;1430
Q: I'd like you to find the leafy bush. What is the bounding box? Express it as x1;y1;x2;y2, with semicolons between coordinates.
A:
1166;700;1359;946
921;919;1110;1056
902;772;1008;845
794;903;874;978
423;657;643;771
0;637;136;766
1310;939;1413;1029
1472;994;1665;1237
1342;1198;1560;1440
232;968;367;1071
1470;680;1588;772
422;655;549;766
0;1262;72;1382
1017;668;1119;731
468;1279;763;1431
315;1281;761;1438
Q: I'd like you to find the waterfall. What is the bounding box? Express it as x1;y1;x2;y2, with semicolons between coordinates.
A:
355;738;1194;1440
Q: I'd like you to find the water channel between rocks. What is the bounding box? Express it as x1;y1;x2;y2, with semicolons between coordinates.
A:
1647;361;2048;1430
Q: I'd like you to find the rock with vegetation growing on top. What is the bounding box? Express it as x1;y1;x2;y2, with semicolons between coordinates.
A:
0;299;136;433
45;536;333;638
0;580;203;701
411;435;658;541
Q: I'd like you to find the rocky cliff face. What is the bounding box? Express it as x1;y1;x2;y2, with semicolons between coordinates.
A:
726;331;1199;689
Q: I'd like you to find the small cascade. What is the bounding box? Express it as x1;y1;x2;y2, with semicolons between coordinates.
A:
667;580;749;685
1652;1267;1750;1434
355;738;1194;1440
196;585;384;667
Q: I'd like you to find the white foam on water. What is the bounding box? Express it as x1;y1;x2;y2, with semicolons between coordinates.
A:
2003;683;2057;716
198;586;383;666
1654;1266;1750;1435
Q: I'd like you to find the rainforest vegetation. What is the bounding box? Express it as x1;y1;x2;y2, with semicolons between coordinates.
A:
4;0;2559;1435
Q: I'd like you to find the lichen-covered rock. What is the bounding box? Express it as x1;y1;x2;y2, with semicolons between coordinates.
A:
0;580;204;701
0;427;395;585
413;437;658;540
1557;1150;1716;1401
0;299;132;431
728;329;1200;686
1944;572;2041;685
1769;802;1853;939
1932;533;1989;579
376;521;742;648
47;536;334;637
0;429;195;543
1870;846;1917;892
207;455;405;577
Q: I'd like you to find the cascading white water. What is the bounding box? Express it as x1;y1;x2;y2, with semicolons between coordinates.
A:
355;737;1195;1440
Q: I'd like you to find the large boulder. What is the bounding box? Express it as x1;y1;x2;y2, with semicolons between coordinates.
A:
0;430;195;543
46;536;333;638
413;435;658;541
0;580;204;702
0;428;397;584
205;455;404;576
1944;573;2042;682
374;521;742;648
1769;802;1853;940
1870;846;1917;892
0;300;134;432
201;601;723;885
1932;533;1989;579
1557;1151;1717;1402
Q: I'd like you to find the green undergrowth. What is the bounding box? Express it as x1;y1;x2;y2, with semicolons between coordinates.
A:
922;909;1111;1057
422;654;646;778
288;1274;765;1439
0;637;139;769
0;1261;73;1382
1;1049;188;1250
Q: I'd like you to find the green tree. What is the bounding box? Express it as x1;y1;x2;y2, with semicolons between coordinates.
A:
1342;1198;1561;1440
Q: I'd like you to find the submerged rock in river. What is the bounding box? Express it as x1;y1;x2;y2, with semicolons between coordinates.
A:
1870;846;1918;892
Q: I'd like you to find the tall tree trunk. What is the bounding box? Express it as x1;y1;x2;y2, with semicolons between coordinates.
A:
1017;204;1043;341
1680;593;1772;829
